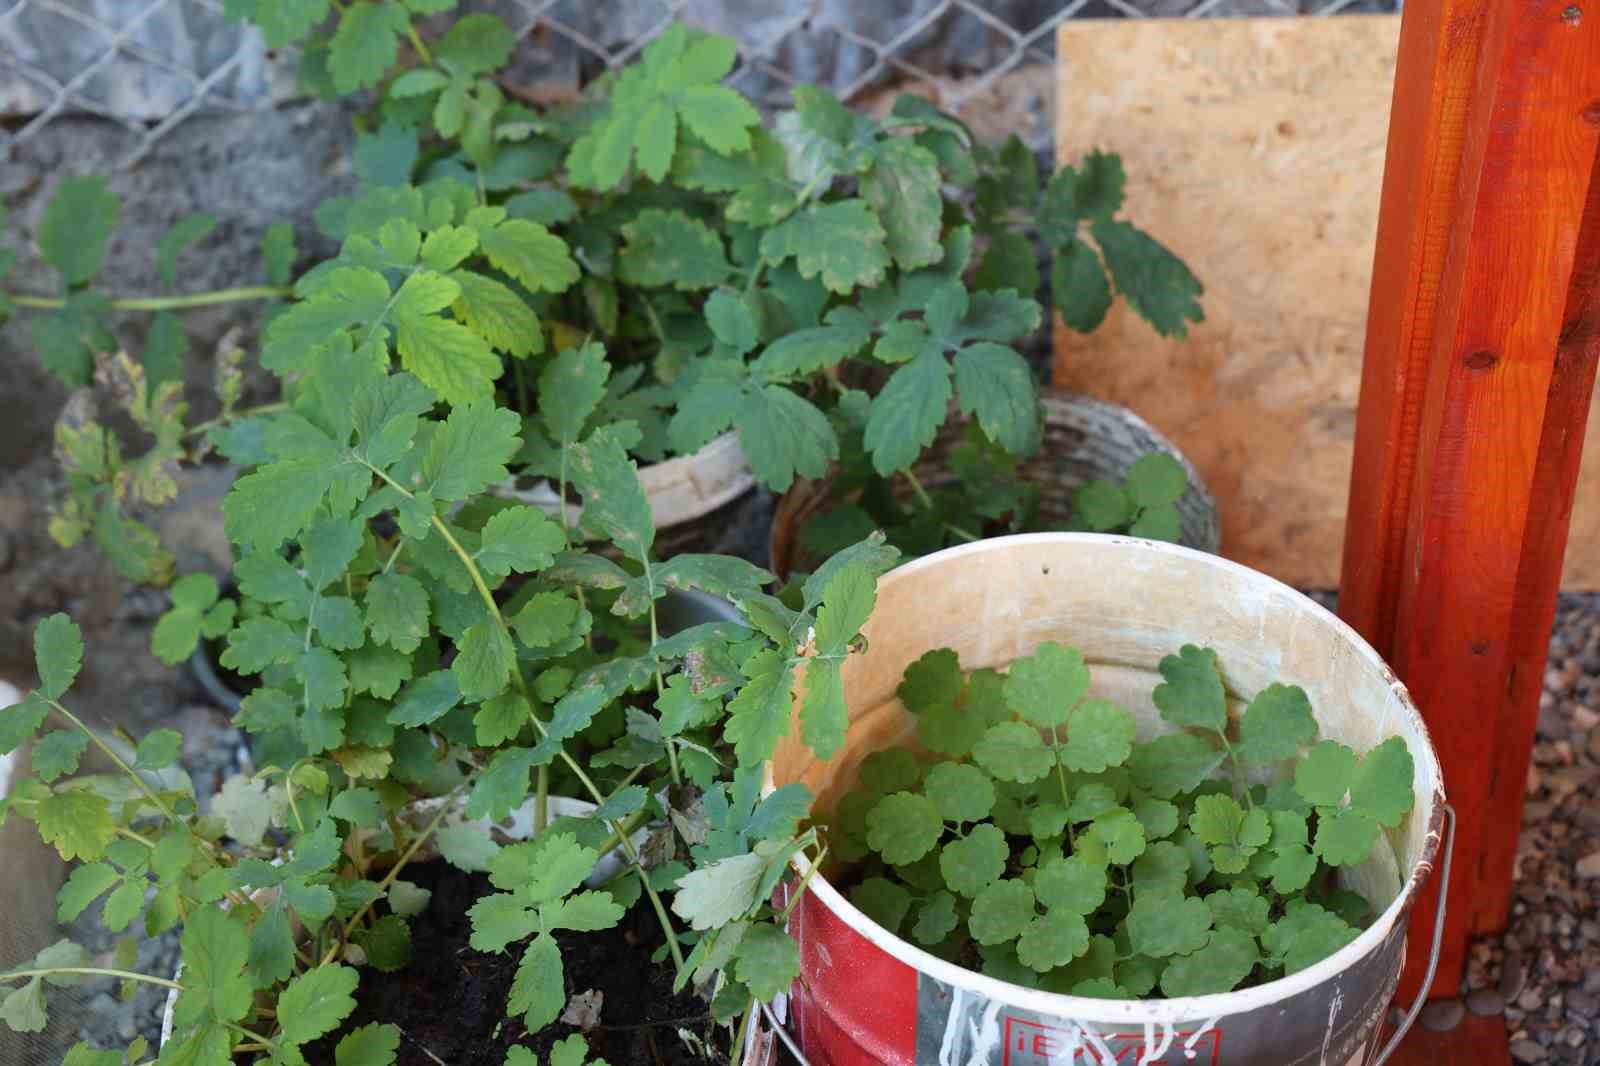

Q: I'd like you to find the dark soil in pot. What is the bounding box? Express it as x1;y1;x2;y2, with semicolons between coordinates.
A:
307;861;725;1066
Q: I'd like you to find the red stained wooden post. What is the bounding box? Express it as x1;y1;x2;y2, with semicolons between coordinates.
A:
1341;0;1600;1007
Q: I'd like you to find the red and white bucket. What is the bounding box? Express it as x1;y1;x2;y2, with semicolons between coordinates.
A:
766;534;1451;1066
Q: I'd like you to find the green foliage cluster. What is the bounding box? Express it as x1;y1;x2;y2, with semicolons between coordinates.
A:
798;429;1192;567
5;9;1201;583
0;8;1209;1065
831;641;1415;998
3;429;896;1064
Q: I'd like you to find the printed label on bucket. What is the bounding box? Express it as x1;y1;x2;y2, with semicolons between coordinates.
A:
912;917;1403;1066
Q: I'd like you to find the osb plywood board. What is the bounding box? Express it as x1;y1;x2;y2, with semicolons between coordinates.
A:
1052;15;1600;589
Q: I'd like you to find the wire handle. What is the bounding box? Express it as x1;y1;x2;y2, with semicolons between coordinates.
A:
1370;801;1459;1066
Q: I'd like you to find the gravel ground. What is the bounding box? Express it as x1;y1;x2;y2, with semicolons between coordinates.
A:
1456;593;1600;1065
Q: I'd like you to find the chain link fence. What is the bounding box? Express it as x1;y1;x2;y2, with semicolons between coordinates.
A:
1;0;1399;166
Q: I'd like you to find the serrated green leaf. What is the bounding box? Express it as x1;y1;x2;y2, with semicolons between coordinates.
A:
175;907;253;1026
451;272;541;358
277;965;358;1045
480;219;578;294
1091;219;1203;339
30;730;87;782
336;1023;401;1066
34;790;115;861
939;822;1008;898
1003;641;1088;729
952;343;1039;456
863;351;951;476
423;403;522;502
1125;889;1210;958
618;209;730;291
435;13;515;76
1206;885;1270;935
861;138;944;270
911;891;959;945
329;2;406;93
55;863;120;922
365;572;430;654
1052;238;1112;334
34;613;83;701
1153;645;1226;733
1128;732;1224;799
1234;682;1317;767
1160;926;1257;997
867;792;944;866
157;214;217;288
1262;900;1359;974
41;177;120;285
973;721;1053;783
968;879;1034;946
734;924;799;1001
453;623;515;702
1313;807;1381;866
759;200;890;295
671;851;766;931
1349;736;1415;828
1295;741;1357;807
736;385;837;492
1125;452;1188;508
435;822;500;872
1018;910;1090;972
898;649;963;714
475;507;563;580
924;762;994;824
211;775;271;847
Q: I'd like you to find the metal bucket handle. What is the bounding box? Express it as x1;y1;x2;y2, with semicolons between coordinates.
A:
747;802;1460;1066
1368;801;1458;1066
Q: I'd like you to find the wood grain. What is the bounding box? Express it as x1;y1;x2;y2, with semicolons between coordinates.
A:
1052;16;1600;589
1342;0;1600;1000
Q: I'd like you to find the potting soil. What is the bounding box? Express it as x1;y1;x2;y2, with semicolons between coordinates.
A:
305;861;724;1066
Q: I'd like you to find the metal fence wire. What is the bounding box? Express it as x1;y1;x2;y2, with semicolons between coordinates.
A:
0;0;1399;166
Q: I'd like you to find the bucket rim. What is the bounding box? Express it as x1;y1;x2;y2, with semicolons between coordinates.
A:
764;531;1448;1026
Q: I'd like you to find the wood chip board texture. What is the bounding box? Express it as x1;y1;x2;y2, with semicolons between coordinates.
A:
1053;15;1600;589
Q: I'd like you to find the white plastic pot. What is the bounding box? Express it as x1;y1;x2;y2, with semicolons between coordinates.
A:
498;431;754;534
767;534;1450;1066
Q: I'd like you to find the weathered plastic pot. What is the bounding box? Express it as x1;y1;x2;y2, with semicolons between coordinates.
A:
497;430;754;534
770;391;1220;581
766;534;1450;1066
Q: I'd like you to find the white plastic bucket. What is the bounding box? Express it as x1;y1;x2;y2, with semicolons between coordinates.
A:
498;431;754;533
767;534;1449;1066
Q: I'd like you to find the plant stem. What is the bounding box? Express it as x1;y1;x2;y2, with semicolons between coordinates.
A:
901;469;982;543
732;1000;757;1062
6;286;289;312
323;783;465;968
184;401;289;442
362;461;688;975
48;699;175;822
404;22;434;65
0;968;181;991
777;845;827;924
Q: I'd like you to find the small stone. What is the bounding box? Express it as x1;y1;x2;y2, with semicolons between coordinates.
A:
1574;705;1600;730
1419;998;1466;1032
1566;989;1597;1017
1511;1039;1549;1063
1467;989;1506;1016
1519;988;1544;1012
1575;851;1600;879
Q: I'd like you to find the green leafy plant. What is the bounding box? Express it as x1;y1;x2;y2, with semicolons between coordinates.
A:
2;334;900;1063
796;422;1192;566
828;641;1414;998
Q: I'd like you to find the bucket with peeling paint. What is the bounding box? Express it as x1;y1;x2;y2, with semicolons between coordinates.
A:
766;534;1452;1066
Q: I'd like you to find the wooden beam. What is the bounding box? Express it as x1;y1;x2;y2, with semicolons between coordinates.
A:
1341;0;1600;1001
